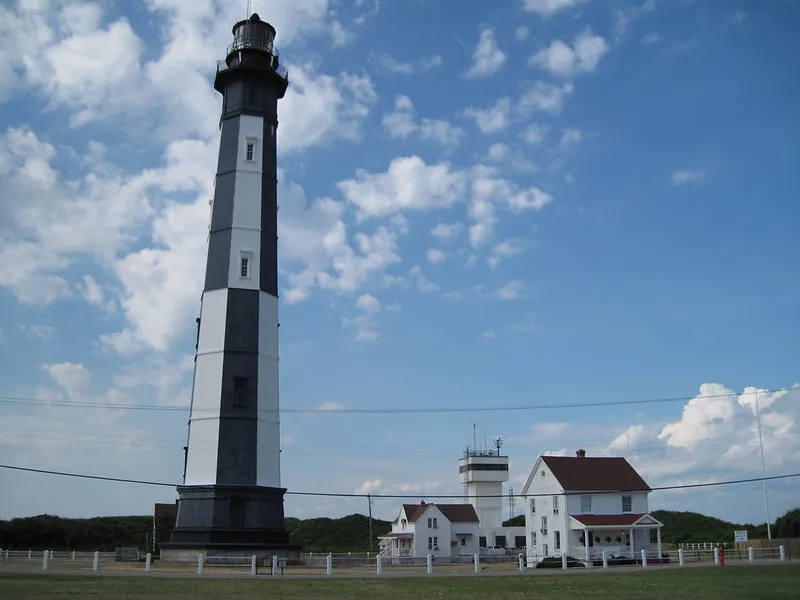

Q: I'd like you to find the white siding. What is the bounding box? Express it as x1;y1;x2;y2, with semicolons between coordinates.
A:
190;353;224;415
258;292;279;359
566;491;649;515
237;115;264;173
197;289;227;353
184;418;219;485
523;458;568;560
227;227;260;290
231;170;262;229
256;353;280;487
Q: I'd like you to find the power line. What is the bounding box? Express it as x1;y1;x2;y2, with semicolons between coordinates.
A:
1;463;798;499
0;386;795;415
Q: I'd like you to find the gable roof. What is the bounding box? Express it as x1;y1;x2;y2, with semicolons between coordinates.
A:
401;503;479;523
570;513;663;527
541;456;651;492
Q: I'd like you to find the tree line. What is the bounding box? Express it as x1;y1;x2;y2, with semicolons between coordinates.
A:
1;508;796;551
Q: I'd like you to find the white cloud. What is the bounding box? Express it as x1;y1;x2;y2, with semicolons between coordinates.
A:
426;248;447;264
521;0;590;17
520;124;545;144
465;28;506;79
20;324;55;342
613;0;656;41
408;265;439;294
517;82;574;116
39;362;90;398
382;95;464;146
529;28;608;77
482;329;497;339
369;53;443;75
330;20;354;47
516;26;530;41
488;239;525;270
496;279;526;300
339;156;468;219
463;98;512;134
732;11;747;24
643;33;661;45
670;170;706;185
558;127;583;151
343;294;382;341
430;223;463;240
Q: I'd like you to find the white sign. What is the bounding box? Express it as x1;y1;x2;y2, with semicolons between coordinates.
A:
734;530;748;543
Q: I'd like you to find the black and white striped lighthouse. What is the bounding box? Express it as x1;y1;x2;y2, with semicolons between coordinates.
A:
162;13;297;560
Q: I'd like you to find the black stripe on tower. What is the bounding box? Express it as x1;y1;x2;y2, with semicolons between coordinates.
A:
215;288;260;485
205;116;240;292
260;117;278;297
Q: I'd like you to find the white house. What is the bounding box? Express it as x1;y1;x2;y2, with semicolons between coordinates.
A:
522;449;663;564
378;502;481;559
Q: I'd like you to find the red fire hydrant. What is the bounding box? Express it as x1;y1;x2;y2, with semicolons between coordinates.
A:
719;546;725;567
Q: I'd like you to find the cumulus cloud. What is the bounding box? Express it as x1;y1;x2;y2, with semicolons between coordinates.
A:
521;0;591;17
670;170;706;185
465;28;506;78
529;28;609;77
382;95;464;146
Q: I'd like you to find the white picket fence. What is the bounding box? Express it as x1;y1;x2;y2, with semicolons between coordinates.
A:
0;545;788;577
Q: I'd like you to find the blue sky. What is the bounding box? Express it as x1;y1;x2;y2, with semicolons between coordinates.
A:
1;0;799;528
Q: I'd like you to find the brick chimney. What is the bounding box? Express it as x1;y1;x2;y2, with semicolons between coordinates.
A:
576;449;586;458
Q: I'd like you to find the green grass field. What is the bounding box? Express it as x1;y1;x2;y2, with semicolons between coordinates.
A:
0;564;797;599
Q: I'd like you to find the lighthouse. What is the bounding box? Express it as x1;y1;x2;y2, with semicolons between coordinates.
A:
161;12;296;560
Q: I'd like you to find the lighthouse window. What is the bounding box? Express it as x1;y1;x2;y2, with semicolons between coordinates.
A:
245;138;256;162
233;377;248;407
239;252;252;279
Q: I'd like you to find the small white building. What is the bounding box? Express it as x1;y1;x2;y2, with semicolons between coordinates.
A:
378;502;481;559
522;449;663;564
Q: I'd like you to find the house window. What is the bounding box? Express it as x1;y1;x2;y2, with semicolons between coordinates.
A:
239;252;252;279
531;532;537;547
245;139;256;161
460;538;466;546
479;536;487;548
581;495;593;513
495;535;506;548
554;530;561;551
552;495;560;515
541;470;546;477
543;543;549;556
541;516;548;534
428;537;438;550
432;518;438;529
622;495;632;513
233;377;248;407
530;498;536;514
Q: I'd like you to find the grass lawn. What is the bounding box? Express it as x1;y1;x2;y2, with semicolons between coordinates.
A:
0;564;797;599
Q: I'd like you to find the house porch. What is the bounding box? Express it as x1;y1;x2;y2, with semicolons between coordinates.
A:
569;514;664;561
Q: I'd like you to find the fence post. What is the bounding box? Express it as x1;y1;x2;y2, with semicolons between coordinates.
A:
145;553;152;574
562;552;567;570
518;553;524;570
376;555;382;576
714;547;720;566
747;547;754;562
72;551;76;561
780;545;786;562
602;550;608;569
92;551;100;573
250;555;257;576
426;554;433;574
28;550;32;560
641;549;648;568
326;553;332;576
42;550;49;570
474;553;480;572
197;554;204;576
271;555;278;576
678;549;685;566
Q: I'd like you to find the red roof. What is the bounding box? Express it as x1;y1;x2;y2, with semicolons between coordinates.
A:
541;456;651;492
571;513;646;526
402;503;479;523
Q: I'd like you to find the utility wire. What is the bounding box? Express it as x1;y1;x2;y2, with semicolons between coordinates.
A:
1;463;798;498
0;386;795;415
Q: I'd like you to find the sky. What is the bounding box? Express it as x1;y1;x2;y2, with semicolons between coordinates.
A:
1;0;799;529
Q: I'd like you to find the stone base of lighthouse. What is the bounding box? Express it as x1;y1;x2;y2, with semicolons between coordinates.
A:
160;485;300;561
